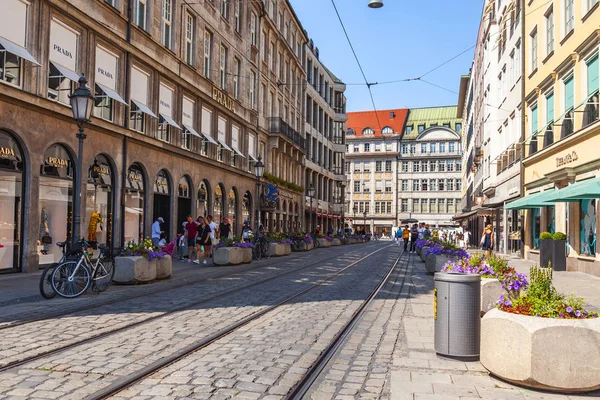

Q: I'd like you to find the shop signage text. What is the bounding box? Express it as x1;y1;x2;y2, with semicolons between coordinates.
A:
556;151;578;168
47;157;69;168
156;177;168;187
212;87;236;113
0;147;15;159
128;170;142;182
93;165;110;176
53;44;73;59
96;67;114;80
159;100;171;109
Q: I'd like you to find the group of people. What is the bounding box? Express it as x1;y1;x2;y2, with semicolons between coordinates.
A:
394;222;433;253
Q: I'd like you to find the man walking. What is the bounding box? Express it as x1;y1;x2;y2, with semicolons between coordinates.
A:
183;215;198;263
151;217;164;247
207;215;217;257
410;223;419;253
219;217;231;240
402;225;410;252
197;217;211;265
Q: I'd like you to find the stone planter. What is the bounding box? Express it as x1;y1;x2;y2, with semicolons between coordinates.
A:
213;247;244;266
540;239;567;271
419;246;430;262
298;241;314;251
425;254;453;275
481;308;600;392
284;243;292;255
269;243;287;257
317;238;332;248
242;247;253;263
156;255;172;279
331;238;342;246
480;278;504;314
114;256;157;284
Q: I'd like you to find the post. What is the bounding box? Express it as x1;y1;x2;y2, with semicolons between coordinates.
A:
256;178;261;234
72;125;86;250
309;196;313;234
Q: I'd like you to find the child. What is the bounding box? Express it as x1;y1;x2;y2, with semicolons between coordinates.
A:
177;232;185;261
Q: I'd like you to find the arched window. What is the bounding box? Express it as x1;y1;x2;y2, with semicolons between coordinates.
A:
382;126;393;135
362;127;374;135
346;128;356;136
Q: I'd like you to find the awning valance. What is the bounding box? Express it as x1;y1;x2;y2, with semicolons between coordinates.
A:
218;139;233;152
452;210;477;220
504;190;557;210
545;177;600;202
96;83;127;105
131;100;157;119
182;124;202;138
0;37;40;65
51;62;79;82
160;113;181;129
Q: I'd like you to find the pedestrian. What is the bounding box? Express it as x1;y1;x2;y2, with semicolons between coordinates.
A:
151;217;164;247
481;224;494;257
417;222;425;241
395;228;402;246
177;232;185;261
402;225;410;251
219;217;231;240
197;216;211;265
184;215;199;263
207;215;217;257
424;224;431;238
315;224;321;236
464;229;471;249
328;226;333;236
158;233;168;248
242;220;252;241
410;223;419;253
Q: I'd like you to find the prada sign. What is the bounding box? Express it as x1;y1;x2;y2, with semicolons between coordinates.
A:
47;157;69;168
556;151;578;168
0;146;15;159
128;170;142;182
212;87;236;113
93;165;110;176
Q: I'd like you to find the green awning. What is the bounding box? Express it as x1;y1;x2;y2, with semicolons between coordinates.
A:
504;190;557;210
546;177;600;202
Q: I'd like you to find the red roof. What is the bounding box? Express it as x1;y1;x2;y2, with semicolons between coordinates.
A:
346;108;409;137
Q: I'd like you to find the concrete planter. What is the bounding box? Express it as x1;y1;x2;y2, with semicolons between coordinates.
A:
425;254;453;274
114;256;157;284
213;247;244;266
298;241;314;251
540;239;567;271
331;238;342;246
284;243;292;255
156;255;172;279
420;246;430;262
481;308;600;392
480;278;504;314
269;243;287;257
317;238;332;248
242;247;253;263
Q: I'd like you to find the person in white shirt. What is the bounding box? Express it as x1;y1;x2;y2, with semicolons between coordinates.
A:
152;217;164;247
207;215;217;257
417;223;425;240
464;230;471;249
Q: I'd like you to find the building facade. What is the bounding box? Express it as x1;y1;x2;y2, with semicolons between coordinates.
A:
303;40;347;234
0;0;344;273
520;0;600;275
397;107;463;229
345;109;408;236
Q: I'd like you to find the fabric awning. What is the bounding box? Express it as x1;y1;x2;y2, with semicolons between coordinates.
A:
545;177;600;202
160;113;181;129
182;124;202;138
131;100;157;118
51;62;80;82
504;190;557;210
249;155;259;162
232;147;246;158
218;139;233;152
452;210;477;220
0;37;40;65
198;131;218;144
96;83;127;105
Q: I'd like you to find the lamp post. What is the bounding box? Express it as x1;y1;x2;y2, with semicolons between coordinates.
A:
69;74;95;251
363;211;368;234
254;156;265;234
307;183;315;234
368;0;383;8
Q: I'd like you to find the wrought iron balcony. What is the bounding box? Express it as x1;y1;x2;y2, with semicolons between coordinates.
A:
268;117;305;150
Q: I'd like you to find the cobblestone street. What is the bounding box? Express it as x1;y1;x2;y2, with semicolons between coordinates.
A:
1;243;599;399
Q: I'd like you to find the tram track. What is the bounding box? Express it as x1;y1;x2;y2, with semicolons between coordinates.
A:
84;247;408;400
0;243;385;374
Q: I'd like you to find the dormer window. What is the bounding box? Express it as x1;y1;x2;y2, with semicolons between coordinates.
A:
382;126;393;135
362;127;374;135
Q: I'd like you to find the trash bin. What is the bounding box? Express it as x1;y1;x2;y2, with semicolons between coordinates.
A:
433;272;481;360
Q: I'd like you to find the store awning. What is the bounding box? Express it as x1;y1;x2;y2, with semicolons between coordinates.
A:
452;210;477;220
51;62;80;82
159;113;181;129
131;100;157;118
96;83;127;105
218;139;233;152
182;124;202;138
546;177;600;202
232;147;246;158
504;189;557;210
249;155;259;162
0;37;40;65
199;131;218;144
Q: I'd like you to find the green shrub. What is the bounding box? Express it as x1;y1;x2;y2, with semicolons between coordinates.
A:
553;232;567;240
539;232;553;240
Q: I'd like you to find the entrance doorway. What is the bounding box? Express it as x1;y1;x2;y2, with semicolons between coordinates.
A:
177;176;192;232
153;170;171;241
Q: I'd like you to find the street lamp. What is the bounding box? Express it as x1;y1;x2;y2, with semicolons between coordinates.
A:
254;156;265;233
368;0;383;8
363;211;368;234
69;74;95;251
307;183;315;234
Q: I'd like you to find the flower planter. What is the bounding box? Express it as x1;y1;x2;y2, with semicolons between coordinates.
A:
420;246;430;262
114;256;157;284
317;238;332;248
284;243;292;255
331;238;342;246
213;247;244;266
269;243;287;257
480;278;504;314
425;254;453;275
242;248;253;263
540;239;567;271
481;308;600;392
298;241;314;251
156;255;172;279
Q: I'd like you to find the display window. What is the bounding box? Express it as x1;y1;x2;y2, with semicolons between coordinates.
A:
177;176;192;231
39;144;74;265
580;200;596;256
214;184;224;222
197;180;209;218
85;155;113;248
153;170;171;241
0;131;24;272
124;164;145;244
242;190;251;226
229;188;237;235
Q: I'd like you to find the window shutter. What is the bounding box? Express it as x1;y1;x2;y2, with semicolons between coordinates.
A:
565;76;574;110
587;55;599;96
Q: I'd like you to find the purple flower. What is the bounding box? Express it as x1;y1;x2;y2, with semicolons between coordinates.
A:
504;300;512;307
566;306;573;313
575;310;582;317
559;313;565;318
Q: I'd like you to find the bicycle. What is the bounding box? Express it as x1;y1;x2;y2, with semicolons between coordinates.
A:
39;241;73;299
252;235;271;260
312;234;321;249
50;239;116;299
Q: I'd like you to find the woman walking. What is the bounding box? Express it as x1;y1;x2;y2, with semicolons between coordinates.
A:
481;224;494;257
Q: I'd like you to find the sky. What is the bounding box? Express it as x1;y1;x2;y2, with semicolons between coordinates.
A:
289;0;484;112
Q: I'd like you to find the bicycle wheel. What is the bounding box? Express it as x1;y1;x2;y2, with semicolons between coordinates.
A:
253;245;262;260
39;264;57;299
264;242;271;259
51;261;91;299
314;239;320;249
92;257;115;293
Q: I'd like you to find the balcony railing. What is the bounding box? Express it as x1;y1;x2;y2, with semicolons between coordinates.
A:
525;92;599;158
268;117;305;149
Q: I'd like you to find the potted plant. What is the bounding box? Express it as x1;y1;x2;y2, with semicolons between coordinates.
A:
331;235;342;246
115;238;165;284
298;234;314;251
425;242;468;274
268;234;292;256
481;266;600;392
213;237;254;265
316;234;332;248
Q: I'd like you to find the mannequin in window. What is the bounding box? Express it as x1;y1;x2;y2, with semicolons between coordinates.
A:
88;211;103;242
39;207;50;255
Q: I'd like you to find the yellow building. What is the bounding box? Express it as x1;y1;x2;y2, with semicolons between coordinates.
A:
519;0;599;275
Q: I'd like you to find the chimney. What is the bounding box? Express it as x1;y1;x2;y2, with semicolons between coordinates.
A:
389;112;395;119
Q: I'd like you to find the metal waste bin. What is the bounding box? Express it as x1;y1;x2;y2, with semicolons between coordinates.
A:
433;272;481;360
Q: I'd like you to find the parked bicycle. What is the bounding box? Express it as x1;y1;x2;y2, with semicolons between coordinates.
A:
50;238;116;299
252;234;271;260
39;241;73;299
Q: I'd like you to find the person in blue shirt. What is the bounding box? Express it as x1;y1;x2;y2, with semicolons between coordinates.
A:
152;217;164;247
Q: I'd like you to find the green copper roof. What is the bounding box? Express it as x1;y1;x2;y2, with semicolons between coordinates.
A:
403;106;461;139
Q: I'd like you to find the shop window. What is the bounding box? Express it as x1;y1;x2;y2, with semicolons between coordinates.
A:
0;50;22;86
130;102;145;133
94;85;114;121
39;144;74;265
86;155;114;248
242;190;252;225
124;164;145;244
157;119;172;143
214;184;224;223
48;63;76;104
153;170;171;241
177;176;193;231
580;199;596;256
532;207;541;249
229;188;237;232
197;181;210;217
0;131;24;272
